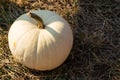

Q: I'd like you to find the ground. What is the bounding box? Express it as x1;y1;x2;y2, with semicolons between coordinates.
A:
0;0;120;80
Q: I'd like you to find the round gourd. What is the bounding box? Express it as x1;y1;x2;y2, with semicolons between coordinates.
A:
8;10;73;70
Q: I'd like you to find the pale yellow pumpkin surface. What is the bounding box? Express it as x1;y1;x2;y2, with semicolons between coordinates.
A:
8;10;73;70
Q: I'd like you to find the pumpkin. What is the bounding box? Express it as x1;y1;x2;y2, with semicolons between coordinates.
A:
8;10;73;70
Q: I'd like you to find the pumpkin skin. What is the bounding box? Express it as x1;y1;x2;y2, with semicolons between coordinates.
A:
8;10;73;70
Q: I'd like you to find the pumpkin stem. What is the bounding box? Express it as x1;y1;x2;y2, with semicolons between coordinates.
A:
27;11;45;29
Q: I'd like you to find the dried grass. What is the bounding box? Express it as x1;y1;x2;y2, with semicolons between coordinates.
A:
0;0;120;80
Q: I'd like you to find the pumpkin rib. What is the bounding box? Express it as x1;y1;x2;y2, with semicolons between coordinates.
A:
21;29;40;68
13;28;36;53
13;29;39;61
41;31;50;68
41;30;55;70
36;30;46;70
35;30;49;69
34;30;40;69
8;25;35;53
45;27;65;69
36;31;41;69
42;30;55;69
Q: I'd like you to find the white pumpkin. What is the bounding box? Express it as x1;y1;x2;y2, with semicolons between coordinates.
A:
8;10;73;70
